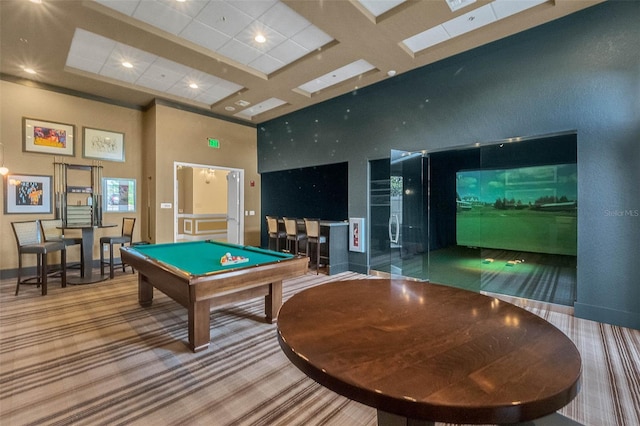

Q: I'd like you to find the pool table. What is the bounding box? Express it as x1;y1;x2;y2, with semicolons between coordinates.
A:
120;240;308;352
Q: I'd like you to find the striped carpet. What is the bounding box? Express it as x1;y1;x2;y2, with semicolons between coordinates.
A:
0;271;638;426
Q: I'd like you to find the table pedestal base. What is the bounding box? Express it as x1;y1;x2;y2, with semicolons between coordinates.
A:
378;411;432;426
67;273;109;285
377;410;583;426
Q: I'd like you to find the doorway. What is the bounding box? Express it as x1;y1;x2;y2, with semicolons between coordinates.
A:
173;161;244;245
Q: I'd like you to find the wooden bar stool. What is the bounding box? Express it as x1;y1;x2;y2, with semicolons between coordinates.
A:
100;217;136;279
283;217;306;256
266;216;286;251
304;218;327;274
11;220;67;296
40;218;84;277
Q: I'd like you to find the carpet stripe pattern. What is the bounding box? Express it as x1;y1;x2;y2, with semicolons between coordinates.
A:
1;271;638;426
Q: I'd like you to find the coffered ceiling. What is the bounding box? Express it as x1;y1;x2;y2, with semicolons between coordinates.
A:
0;0;603;125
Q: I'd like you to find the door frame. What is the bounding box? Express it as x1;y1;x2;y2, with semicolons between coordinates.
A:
173;161;244;244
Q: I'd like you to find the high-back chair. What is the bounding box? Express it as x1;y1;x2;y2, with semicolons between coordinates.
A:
11;220;67;296
266;216;286;251
304;218;327;274
40;218;84;277
283;217;306;256
100;217;136;279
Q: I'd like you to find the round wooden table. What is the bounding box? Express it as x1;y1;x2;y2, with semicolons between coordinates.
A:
277;279;581;425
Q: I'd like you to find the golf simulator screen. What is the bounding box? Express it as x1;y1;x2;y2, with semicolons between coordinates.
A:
456;164;577;256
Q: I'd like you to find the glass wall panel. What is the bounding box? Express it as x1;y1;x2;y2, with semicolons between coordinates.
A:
373;133;577;305
369;158;392;275
389;150;427;280
430;133;577;304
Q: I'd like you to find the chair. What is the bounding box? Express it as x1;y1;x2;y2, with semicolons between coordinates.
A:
11;220;67;296
304;218;327;274
100;217;136;279
266;216;286;251
40;218;84;277
283;217;306;255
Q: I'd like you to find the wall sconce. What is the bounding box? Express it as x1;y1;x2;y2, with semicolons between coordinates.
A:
0;142;8;176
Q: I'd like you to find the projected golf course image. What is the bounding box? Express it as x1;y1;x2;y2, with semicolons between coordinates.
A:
456;164;577;256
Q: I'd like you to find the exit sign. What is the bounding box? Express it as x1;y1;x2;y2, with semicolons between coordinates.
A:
208;138;220;149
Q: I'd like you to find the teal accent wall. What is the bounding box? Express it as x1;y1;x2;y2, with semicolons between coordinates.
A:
258;1;640;329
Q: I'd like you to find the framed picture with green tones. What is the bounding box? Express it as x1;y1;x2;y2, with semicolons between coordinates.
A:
102;177;136;213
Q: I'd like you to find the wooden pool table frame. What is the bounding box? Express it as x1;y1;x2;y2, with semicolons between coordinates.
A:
121;245;308;352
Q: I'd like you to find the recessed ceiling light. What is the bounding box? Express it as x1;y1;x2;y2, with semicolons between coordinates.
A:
254;34;266;44
189;83;198;89
387;70;397;77
29;0;42;4
22;67;37;75
122;61;133;68
225;106;236;111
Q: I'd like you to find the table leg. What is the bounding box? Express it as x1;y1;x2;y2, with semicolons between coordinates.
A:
67;227;108;284
138;275;153;307
265;280;282;323
188;300;211;352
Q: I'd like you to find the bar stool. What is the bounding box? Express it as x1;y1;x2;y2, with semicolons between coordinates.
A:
11;220;67;296
100;217;136;279
40;218;84;277
266;216;286;251
283;217;306;255
304;218;327;274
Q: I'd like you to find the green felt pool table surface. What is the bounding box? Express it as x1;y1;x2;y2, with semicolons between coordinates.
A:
131;240;294;276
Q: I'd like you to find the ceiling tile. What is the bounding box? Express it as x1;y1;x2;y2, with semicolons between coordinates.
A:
259;2;310;38
65;29;243;106
442;4;497;38
402;25;450;53
133;0;192;35
268;39;308;63
445;0;477;13
290;25;333;51
157;0;209;18
92;0;335;77
401;0;550;55
137;59;187;92
234;97;287;119
231;0;278;19
249;55;285;75
356;0;406;17
218;38;262;65
194;1;254;38
235;24;287;52
296;59;376;95
180;20;230;51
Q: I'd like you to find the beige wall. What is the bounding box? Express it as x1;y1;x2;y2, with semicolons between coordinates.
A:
0;80;260;275
181;167;228;215
151;104;260;245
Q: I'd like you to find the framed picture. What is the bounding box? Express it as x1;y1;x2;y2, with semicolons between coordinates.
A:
83;127;125;162
349;217;366;252
23;118;75;156
4;173;53;214
102;177;136;212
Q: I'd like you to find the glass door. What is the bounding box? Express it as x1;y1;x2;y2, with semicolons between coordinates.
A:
389;149;427;280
